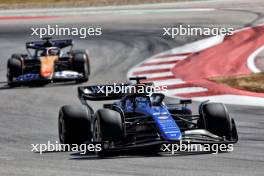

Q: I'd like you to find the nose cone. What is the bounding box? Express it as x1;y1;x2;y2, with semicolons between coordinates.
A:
152;107;182;140
158;117;182;140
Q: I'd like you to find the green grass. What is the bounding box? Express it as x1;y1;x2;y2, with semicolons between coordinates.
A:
210;72;264;93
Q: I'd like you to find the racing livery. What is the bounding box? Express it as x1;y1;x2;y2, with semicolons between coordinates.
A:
58;77;238;156
7;37;90;86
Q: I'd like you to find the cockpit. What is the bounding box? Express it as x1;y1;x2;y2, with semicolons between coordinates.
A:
122;93;165;110
39;47;61;57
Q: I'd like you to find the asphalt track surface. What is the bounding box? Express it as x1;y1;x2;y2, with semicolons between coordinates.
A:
0;0;264;175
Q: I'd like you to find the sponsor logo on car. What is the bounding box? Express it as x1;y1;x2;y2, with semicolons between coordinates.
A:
54;71;82;78
16;73;39;81
158;116;169;120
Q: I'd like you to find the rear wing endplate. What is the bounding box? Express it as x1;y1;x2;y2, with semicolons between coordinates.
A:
78;84;129;101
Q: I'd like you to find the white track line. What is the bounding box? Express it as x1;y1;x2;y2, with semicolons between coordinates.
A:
132;72;173;78
145;56;187;64
166;87;208;95
151;79;185;86
193;95;264;106
127;35;222;79
170;35;225;54
133;64;175;72
247;45;264;73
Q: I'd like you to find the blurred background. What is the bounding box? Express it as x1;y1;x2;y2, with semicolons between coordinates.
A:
0;0;190;9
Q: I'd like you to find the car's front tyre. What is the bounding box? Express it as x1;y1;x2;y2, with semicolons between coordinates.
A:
7;56;23;86
198;103;238;142
58;105;92;145
93;109;124;156
71;50;90;83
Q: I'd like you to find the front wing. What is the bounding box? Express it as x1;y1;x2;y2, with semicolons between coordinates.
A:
95;129;237;153
8;71;84;86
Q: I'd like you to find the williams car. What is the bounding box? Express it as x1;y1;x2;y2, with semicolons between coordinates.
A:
58;77;238;156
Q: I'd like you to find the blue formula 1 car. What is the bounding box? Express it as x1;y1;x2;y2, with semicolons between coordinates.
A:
58;77;238;156
7;37;90;87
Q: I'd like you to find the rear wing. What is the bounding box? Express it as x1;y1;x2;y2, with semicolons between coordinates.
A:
78;84;130;101
26;39;73;50
166;99;192;108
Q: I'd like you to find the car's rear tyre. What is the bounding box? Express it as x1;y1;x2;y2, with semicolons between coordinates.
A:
71;50;90;83
198;103;238;141
93;109;124;156
7;56;23;85
58;105;92;145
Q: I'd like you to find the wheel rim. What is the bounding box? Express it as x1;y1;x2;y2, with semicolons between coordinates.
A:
93;119;101;142
83;59;88;79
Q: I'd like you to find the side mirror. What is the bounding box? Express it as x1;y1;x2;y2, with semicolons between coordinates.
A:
151;93;165;106
179;99;192;104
